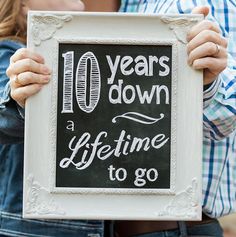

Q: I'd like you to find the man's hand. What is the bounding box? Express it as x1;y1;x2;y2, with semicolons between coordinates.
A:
187;6;228;85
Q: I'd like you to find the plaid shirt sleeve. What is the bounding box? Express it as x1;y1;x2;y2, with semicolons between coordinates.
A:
119;0;140;12
202;1;236;141
203;67;236;140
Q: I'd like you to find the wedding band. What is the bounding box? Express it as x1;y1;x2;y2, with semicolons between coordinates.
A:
14;75;21;85
214;43;220;56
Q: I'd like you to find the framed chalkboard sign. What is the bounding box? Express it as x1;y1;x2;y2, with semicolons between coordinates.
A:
24;12;203;220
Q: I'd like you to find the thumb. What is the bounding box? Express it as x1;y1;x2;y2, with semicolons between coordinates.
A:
191;6;209;17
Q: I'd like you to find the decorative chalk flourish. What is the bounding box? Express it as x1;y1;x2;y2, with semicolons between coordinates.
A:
112;112;164;125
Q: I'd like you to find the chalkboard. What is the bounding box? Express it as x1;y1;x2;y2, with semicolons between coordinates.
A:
25;12;203;220
56;43;172;189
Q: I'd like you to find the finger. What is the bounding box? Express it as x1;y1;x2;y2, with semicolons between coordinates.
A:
13;72;51;87
7;58;51;77
191;6;209;16
10;48;45;64
187;20;221;42
192;57;227;72
10;84;44;108
188;41;227;65
187;30;227;55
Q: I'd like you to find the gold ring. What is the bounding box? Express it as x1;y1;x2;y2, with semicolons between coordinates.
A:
214;43;220;56
14;75;21;85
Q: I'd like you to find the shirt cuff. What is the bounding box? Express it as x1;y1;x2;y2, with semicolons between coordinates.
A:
203;77;221;108
0;81;25;119
0;81;11;109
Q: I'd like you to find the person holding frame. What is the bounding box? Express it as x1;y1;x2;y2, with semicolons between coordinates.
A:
1;0;235;237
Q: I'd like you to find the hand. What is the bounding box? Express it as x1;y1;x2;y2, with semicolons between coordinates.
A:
187;6;228;85
6;48;51;108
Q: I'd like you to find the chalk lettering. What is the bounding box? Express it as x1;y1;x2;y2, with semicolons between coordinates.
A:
159;56;170;77
76;51;101;113
66;120;75;131
60;130;169;170
109;80;169;105
121;56;134;76
134;168;159;187
106;55;121;84
106;54;170;82
62;51;74;113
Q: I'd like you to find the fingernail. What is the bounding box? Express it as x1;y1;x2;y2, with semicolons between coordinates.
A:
43;75;50;81
42;66;51;74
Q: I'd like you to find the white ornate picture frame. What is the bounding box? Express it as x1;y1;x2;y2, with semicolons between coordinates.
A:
24;11;203;220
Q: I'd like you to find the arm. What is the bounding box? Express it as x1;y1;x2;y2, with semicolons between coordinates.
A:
187;7;235;140
202;1;236;140
203;57;236;140
0;42;25;143
0;46;51;144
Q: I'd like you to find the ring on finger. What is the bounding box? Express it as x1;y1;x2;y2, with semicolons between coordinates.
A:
214;43;221;56
14;75;21;85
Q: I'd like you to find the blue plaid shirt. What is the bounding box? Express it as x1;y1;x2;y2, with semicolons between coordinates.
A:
120;0;236;218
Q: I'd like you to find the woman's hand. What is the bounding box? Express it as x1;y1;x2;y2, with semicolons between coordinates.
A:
187;6;228;85
6;48;51;108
